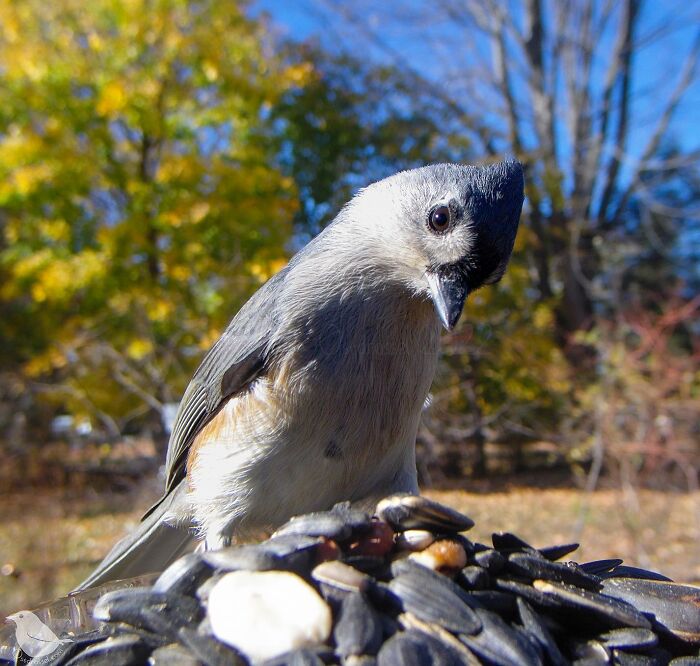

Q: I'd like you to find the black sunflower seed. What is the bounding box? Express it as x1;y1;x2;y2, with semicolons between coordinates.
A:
93;587;202;641
376;496;474;533
63;634;152;666
472;548;506;573
516;598;568;666
533;580;652;630
539;543;580;562
202;545;283;573
598;627;659;651
273;512;352;541
330;502;373;533
387;573;481;635
459;608;543;666
312;560;371;605
495;578;566;612
390;558;485;613
604;566;673;583
580;560;624;576
177;627;248;666
613;648;674;664
466;590;517;615
333;592;383;658
377;629;468;666
601;578;700;643
153;553;214;597
506;552;601;590
566;638;610;664
456;565;490;591
491;532;536;553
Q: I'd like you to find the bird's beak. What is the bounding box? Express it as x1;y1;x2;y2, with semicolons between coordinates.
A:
426;263;470;331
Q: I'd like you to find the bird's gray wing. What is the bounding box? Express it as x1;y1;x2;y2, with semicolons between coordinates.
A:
144;266;288;518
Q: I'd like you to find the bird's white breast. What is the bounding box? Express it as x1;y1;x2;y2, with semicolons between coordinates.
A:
187;283;441;541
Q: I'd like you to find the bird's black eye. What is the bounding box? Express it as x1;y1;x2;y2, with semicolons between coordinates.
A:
428;205;451;233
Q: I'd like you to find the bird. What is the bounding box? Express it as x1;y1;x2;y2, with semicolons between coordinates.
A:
6;610;62;659
76;160;524;591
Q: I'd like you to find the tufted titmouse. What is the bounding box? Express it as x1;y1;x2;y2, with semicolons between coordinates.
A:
77;161;524;590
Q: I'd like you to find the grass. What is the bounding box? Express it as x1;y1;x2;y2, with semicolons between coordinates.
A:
1;473;698;617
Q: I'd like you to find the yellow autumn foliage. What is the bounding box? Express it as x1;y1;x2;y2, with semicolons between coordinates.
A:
96;81;128;116
0;0;299;424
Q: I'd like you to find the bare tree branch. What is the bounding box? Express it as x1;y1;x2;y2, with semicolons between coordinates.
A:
597;0;641;223
609;28;700;224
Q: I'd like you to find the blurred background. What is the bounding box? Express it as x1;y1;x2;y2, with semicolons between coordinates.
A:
0;0;698;613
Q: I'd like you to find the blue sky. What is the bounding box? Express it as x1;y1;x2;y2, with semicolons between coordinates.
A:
253;0;699;177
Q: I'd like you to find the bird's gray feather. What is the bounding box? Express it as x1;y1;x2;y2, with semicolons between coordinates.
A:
146;266;290;516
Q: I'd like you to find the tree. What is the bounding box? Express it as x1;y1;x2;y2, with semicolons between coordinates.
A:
0;0;299;441
271;45;471;240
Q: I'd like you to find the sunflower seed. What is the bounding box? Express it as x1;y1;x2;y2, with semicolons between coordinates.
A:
601;578;700;643
177;627;248;666
153;553;214;597
472;548;506;573
459;608;543;666
377;629;469;666
333;592;383;658
580;560;625;576
273;512;352;541
330;502;373;533
533;580;652;630
390;558;483;611
539;543;581;562
495;577;567;611
467;590;517;614
605;566;673;583
202;544;283;572
376;496;474;533
507;552;601;590
63;634;152;666
491;532;536;553
598;628;659;651
387;572;481;635
92;588;202;640
456;566;490;591
312;560;371;600
566;638;610;664
517;597;568;666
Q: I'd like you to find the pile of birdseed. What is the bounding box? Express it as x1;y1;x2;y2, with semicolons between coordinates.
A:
5;495;700;665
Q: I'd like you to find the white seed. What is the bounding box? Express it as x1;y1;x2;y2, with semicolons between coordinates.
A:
207;570;332;661
395;529;435;551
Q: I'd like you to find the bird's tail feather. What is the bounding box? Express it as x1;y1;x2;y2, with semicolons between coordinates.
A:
74;481;194;592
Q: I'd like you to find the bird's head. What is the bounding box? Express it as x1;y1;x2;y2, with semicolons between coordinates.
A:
346;160;524;330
